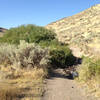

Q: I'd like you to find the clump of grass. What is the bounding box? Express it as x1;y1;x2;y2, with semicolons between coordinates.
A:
78;57;100;98
78;57;100;81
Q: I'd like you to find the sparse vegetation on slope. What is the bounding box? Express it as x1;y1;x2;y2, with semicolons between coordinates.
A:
46;4;100;56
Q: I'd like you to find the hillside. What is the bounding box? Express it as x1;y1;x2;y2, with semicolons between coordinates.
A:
0;27;7;37
46;4;100;57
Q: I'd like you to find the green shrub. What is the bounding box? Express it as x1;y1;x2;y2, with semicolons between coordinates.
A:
0;24;55;44
39;39;76;68
0;41;50;69
49;45;76;68
0;24;76;68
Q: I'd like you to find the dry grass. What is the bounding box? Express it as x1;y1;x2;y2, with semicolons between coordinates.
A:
77;57;100;99
0;85;21;100
0;66;46;100
86;79;100;98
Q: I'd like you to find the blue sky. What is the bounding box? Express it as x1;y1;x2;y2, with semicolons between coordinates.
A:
0;0;99;29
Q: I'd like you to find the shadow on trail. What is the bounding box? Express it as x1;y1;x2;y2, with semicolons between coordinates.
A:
49;70;74;80
48;57;82;80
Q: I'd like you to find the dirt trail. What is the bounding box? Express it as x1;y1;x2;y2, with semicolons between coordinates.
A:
42;47;98;100
42;69;97;100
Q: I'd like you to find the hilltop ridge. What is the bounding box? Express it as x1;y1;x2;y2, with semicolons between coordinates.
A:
46;4;100;56
0;27;7;36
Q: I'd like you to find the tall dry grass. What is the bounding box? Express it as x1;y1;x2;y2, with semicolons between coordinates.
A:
0;67;46;100
78;57;100;98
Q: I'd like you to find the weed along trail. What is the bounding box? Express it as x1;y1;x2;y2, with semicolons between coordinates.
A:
42;69;97;100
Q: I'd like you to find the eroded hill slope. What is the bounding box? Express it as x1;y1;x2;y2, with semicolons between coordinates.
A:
46;4;100;57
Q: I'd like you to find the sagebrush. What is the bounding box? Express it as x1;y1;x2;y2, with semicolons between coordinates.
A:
0;40;50;70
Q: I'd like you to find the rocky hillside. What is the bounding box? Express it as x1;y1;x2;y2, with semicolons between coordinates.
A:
0;27;7;37
46;4;100;57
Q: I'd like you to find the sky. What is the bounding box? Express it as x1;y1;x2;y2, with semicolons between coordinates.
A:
0;0;100;29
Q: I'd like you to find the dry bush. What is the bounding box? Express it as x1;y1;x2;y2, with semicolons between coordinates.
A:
0;40;50;70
